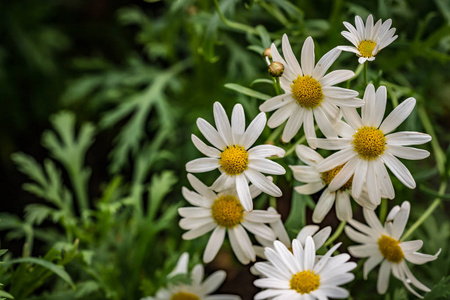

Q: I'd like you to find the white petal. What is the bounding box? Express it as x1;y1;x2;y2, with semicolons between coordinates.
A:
296;225;319;245
312;188;335;223
372;86;387;128
336;190;352;221
231;103;245;145
179;217;212;230
245;169;282;197
295;144;324;166
322;86;359;99
313;227;331;249
314;107;338;138
182;222;216;240
242;112;266;149
254;278;290;289
249;158;286;175
404;251;438;265
168;252;189;277
248;144;285;158
192;134;221;158
229;226;250;264
191;264;204;284
363;208;385;234
317;148;356;172
267;101;296;128
400;240;423;253
236;174;252;212
242;221;276;240
348;244;379;258
290;165;321;183
211;172;229;192
313;48;341;80
373;161;395;199
329;157;358;191
381;153;415;189
259;93;294;112
273;241;299;274
197;118;227;149
254;262;290;280
351;159;367;198
295;181;325;195
328;97;364;108
320;70;355;86
377;260;391;294
264;247;291;276
282;34;302;75
202;270;226;294
186;157;219;173
361;84;376;125
391;201;410;240
301;37;315;75
363;253;384;279
386;131;432;146
387;146;430;160
178;207;211;218
366;161;381;205
282;106;305;142
341;107;362;129
203;226;226;263
304;236;316;270
187;173;217;200
311;138;352;150
233;224;255;262
182;187;211;208
355;15;365;40
214;102;233;145
379;97;416;134
345;225;373;244
245;210;280;223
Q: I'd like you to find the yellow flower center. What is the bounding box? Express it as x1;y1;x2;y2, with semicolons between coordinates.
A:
291;75;324;108
219;145;249;176
211;195;244;228
378;235;404;263
357;40;377;58
171;292;200;300
290;270;320;294
321;164;353;191
352;126;386;160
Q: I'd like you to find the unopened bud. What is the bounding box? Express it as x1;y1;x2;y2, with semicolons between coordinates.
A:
268;61;284;77
262;48;272;59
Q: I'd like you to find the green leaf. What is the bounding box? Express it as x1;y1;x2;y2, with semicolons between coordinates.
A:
224;83;271;100
3;257;74;288
148;171;178;221
424;276;450;299
0;290;14;299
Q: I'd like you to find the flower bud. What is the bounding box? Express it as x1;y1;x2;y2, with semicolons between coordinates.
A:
262;48;272;59
268;61;284;77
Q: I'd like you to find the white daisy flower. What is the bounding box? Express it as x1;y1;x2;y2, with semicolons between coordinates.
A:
259;34;363;144
253;236;357;299
253;206;332;258
142;252;241;300
291;144;376;223
345;201;440;298
311;84;431;205
180;174;280;265
186;102;286;212
338;14;398;64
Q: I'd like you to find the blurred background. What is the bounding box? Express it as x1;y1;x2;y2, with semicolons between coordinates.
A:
0;0;449;299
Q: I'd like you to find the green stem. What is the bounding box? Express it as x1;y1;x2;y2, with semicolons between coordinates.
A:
401;179;447;241
379;198;388;224
363;61;368;85
275;77;282;95
265;126;283;144
213;0;257;35
324;221;346;247
285;134;307;157
346;63;364;88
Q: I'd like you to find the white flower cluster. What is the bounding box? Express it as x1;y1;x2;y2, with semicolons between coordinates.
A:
145;14;440;300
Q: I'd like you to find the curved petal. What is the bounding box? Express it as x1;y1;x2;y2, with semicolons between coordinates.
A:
379;97;416;134
301;37;315;75
197;118;227;149
282;34;302;75
313;48;341;80
186;157;219;173
242;112;266;149
244;169;282;197
381;153;415;189
203;226;226;263
231;103;245;145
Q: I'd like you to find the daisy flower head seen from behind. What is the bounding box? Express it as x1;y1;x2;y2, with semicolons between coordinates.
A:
253;236;356;299
338;14;398;64
311;84;431;206
180;174;280;265
142;252;241;300
186;102;286;212
291;144;376;223
345;201;440;298
259;34;363;144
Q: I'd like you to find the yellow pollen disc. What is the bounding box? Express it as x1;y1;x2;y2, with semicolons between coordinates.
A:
352;126;386;160
378;235;404;263
211;195;244;228
219;145;249;176
171;292;200;300
290;75;324;108
290;270;320;294
321;164;353;191
357;40;377;58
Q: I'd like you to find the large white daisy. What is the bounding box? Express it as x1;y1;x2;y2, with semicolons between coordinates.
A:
291;144;376;223
311;84;431;206
345;201;440;298
253;237;357;299
253;207;332;258
259;34;363;144
180;174;280;265
338;14;398;64
142;252;241;300
186;102;286;211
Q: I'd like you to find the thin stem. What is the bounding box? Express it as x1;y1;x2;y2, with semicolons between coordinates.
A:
274;77;282;95
379;198;388;224
213;0;257;35
285;134;307;157
265;126;283;144
363;61;368;85
401;179;447;241
346;63;364;88
324;221;346;247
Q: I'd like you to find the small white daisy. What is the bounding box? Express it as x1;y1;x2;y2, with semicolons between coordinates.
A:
311;84;431;205
291;144;376;223
345;201;440;298
259;34;363;144
180;174;280;265
253;206;332;258
186;102;286;211
142;252;241;300
338;14;398;64
254;236;357;299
